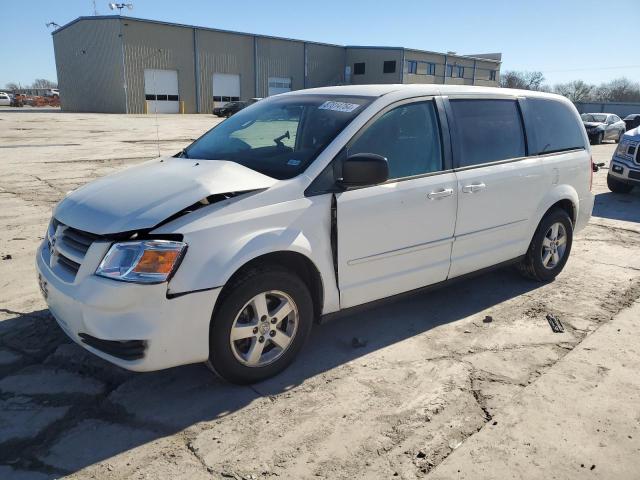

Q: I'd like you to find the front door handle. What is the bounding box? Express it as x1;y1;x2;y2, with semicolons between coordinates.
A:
462;183;486;193
427;188;454;200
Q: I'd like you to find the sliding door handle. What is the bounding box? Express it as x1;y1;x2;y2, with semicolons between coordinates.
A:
427;188;454;200
462;183;486;193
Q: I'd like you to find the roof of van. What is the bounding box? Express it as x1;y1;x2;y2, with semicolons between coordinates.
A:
293;84;568;101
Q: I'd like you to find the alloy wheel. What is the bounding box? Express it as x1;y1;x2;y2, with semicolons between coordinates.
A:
541;222;567;270
229;290;299;367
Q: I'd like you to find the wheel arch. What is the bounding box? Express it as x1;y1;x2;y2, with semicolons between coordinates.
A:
213;250;325;323
530;187;579;239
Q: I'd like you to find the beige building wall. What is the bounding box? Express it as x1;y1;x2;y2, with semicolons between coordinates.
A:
255;38;304;98
53;19;126;113
196;29;255;114
306;44;345;88
473;59;500;87
403;49;445;85
121;19;197;113
346;48;403;84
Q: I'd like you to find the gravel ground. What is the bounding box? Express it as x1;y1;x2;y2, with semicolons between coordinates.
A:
0;110;639;479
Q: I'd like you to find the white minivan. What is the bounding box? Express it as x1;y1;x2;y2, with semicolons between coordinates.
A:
36;85;594;383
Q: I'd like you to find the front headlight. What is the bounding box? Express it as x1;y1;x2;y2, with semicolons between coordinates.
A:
96;240;187;284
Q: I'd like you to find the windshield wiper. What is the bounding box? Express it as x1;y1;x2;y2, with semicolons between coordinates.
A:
175;149;189;158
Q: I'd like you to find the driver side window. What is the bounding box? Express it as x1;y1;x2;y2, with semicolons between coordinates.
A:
347;101;443;180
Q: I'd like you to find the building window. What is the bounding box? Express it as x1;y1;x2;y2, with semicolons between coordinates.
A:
446;64;453;77
427;62;436;75
383;60;397;74
354;62;365;75
489;70;497;81
406;60;418;74
457;66;465;78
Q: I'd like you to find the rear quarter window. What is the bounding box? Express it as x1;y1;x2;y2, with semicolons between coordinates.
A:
527;98;586;154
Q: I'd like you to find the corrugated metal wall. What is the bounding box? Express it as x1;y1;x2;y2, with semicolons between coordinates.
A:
345;48;403;85
196;29;255;114
255;38;304;98
53;19;126;113
121;19;196;113
306;44;345;88
52;17;502;113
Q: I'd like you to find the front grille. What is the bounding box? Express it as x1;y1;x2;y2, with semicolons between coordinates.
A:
48;220;102;280
79;333;147;360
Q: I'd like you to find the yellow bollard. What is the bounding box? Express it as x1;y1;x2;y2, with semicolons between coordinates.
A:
179;101;185;114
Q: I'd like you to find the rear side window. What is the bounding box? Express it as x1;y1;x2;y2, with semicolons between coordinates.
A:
451;99;526;167
527;98;586;154
348;101;443;180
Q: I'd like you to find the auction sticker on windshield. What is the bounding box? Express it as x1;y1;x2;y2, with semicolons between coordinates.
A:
318;101;361;113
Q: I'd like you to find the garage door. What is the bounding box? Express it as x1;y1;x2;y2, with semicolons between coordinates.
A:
144;69;179;114
213;73;240;108
268;77;292;96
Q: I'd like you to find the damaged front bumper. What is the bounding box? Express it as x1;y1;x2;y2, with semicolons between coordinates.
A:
35;239;220;371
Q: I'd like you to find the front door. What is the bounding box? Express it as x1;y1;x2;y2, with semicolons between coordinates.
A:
447;98;544;278
336;99;457;308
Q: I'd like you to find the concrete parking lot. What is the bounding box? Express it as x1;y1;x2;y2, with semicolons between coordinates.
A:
1;110;639;479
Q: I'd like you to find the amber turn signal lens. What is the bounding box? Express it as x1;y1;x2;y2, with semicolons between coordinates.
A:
133;249;180;274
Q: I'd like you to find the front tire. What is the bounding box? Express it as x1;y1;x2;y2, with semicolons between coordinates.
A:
615;131;624;143
517;208;573;282
607;174;634;193
208;265;313;384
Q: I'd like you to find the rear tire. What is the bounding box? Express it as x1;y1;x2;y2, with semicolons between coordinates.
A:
517;208;573;282
592;132;603;145
615;131;624;143
207;265;313;384
607;174;634;193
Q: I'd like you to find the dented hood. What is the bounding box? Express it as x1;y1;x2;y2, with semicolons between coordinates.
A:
54;158;277;235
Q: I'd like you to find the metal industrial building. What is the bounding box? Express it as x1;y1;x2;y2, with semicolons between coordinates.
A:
52;16;502;114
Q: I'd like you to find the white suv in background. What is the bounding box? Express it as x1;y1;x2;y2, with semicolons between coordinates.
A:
36;85;594;384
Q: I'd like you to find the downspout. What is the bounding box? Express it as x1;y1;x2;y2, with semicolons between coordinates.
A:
304;42;308;89
253;36;259;97
400;48;405;83
443;54;447;85
472;59;477;86
118;18;129;113
193;28;200;113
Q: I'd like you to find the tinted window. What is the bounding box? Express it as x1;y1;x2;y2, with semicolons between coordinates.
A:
354;63;365;75
348;101;442;180
383;60;396;73
528;98;586;154
451;99;525;167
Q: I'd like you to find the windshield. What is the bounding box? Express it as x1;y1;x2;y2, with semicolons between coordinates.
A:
581;114;607;123
185;94;373;179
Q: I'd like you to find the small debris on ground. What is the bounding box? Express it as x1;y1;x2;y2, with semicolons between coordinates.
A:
2;254;12;260
351;337;368;348
546;314;564;333
483;315;493;324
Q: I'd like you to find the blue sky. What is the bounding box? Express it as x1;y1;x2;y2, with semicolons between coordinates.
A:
2;0;639;88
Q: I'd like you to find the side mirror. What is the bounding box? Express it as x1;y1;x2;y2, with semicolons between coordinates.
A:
339;153;389;188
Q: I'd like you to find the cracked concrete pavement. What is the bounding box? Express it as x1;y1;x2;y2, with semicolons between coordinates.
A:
1;108;639;479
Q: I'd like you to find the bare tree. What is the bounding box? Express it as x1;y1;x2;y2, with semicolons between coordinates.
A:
4;82;22;91
594;78;640;103
31;79;58;89
500;70;546;91
554;80;593;102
